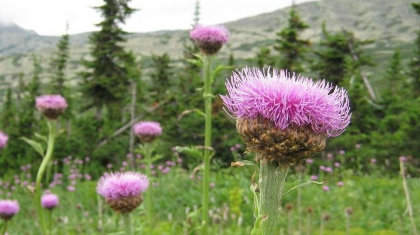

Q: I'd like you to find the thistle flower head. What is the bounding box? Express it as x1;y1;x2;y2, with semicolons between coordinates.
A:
221;68;351;164
36;95;68;120
97;172;149;213
133;121;162;143
0;131;8;149
41;193;59;210
190;25;229;55
0;200;19;220
221;68;350;136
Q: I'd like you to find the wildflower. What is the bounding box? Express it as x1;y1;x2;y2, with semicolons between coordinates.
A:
97;172;149;214
339;150;345;155
322;186;330;192
326;153;334;160
334;162;341;168
67;186;75;192
221;68;351;164
305;158;314;164
190;25;229;55
370;158;377;164
41;193;59;210
35;95;68;119
0;131;8;149
133;121;162;143
210;182;215;188
0;200;19;220
399;156;407;162
337;181;344;187
325;167;333;173
310;175;318;181
355;144;361;149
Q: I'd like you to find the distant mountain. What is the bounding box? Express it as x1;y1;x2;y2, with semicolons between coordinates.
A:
0;0;418;92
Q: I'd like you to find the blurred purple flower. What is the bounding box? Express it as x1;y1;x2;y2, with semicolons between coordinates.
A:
41;193;59;210
0;200;19;220
133;121;162;142
339;150;345;155
189;25;229;55
67;186;75;192
322;186;330;192
305;158;313;164
370;158;377;164
334;162;341;168
0;131;8;149
210;182;216;188
399;156;407;162
35;95;68;119
355;144;361;149
337;181;344;187
310;175;318;181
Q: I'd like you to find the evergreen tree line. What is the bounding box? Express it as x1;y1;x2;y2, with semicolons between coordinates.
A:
1;1;420;177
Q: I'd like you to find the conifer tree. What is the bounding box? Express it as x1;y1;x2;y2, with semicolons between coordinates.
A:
18;56;42;137
50;26;70;95
312;24;374;88
410;2;420;94
182;0;201;76
255;47;274;69
150;53;173;101
80;0;136;121
274;6;310;73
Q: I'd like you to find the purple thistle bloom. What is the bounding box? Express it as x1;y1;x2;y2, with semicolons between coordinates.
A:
97;172;149;213
305;158;314;164
221;68;351;137
322;186;330;192
337;181;344;187
399;156;407;162
334;162;341;168
97;172;149;201
41;193;59;210
370;158;377;164
36;95;68;119
310;175;318;181
0;131;8;149
0;200;19;220
133;121;162;143
190;25;229;55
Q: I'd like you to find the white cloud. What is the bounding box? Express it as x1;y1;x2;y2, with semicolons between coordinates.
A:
0;0;316;36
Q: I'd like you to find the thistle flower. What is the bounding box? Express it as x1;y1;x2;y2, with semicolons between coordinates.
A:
36;95;68;119
41;193;59;210
0;200;19;220
133;121;162;143
190;25;229;55
97;172;149;214
221;68;351;164
0;131;8;149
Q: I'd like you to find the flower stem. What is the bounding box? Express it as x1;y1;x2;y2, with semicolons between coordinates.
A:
202;54;213;235
122;213;133;235
143;144;154;226
255;158;289;235
1;220;8;235
400;161;418;235
35;120;56;235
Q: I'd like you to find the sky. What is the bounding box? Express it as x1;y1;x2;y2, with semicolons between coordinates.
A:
0;0;316;36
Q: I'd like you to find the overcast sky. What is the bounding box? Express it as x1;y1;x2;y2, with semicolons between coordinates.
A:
0;0;316;36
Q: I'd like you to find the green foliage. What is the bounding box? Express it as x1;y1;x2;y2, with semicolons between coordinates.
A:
274;7;310;73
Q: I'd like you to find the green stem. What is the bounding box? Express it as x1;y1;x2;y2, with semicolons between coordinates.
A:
47;210;52;233
345;214;350;235
256;158;289;235
143;144;154;226
400;161;418;235
122;213;133;235
1;220;8;235
306;213;311;235
202;54;213;235
35;120;56;235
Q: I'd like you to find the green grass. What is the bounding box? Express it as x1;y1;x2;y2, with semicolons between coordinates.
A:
2;163;419;235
